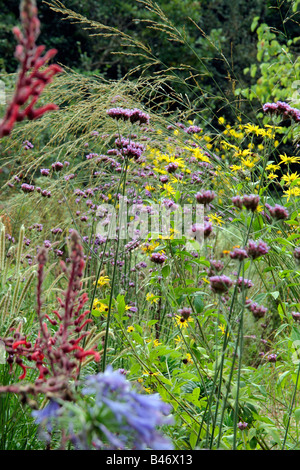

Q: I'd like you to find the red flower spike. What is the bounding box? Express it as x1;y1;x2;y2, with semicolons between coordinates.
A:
0;0;62;138
0;230;100;402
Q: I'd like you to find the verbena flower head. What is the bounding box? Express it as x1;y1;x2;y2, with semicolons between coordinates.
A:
237;421;248;431
236;277;254;289
232;195;243;209
189;221;213;242
246;301;268;318
177;307;192;320
195;190;216;205
21;183;35;193
293;247;300;264
230;248;249;261
267;353;277;363
185;125;202;134
207;259;224;277
291;311;300;322
52;161;64;171
263;101;300;123
107;107;150;125
165;162;178;173
150;252;167;265
246;239;270;259
209;274;233;294
242;194;260;212
268;204;289;220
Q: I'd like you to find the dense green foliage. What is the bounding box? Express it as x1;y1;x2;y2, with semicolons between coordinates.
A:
1;0;299;117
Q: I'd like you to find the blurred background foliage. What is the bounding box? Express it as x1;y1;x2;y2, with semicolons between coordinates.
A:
0;0;299;122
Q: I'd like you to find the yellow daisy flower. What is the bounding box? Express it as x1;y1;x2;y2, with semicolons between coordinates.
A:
96;275;110;287
175;315;193;329
283;187;300;201
281;172;300;186
279;154;300;165
146;293;160;304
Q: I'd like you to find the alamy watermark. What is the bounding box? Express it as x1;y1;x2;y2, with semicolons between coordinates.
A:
291;80;300;106
0;79;5;106
95;197;206;251
0;340;6;365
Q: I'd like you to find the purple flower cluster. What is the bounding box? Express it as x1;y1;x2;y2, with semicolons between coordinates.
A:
263;101;300;123
293;247;300;264
160;175;169;184
189;221;213;241
51;227;63;235
266;203;289;220
236;277;254;289
232;194;260;211
150;252;167;265
21;183;35;193
267;353;277;363
230;248;248;261
232;195;244;209
52;161;64;171
185;125;202;134
114;137;146;161
209;274;233;294
29;223;43;232
107;107;150;125
246;239;269;259
292;311;300;322
241;194;260;212
177;307;192;319
41;189;51;198
207;259;224;276
165;162;178;174
246;301;268;318
195;190;216;205
23;140;34;150
237;421;248;431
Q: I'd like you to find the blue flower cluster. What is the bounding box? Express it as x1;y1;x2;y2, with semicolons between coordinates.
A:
81;365;174;450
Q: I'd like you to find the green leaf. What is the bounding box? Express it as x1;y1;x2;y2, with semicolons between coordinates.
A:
91;309;103;317
162;264;171;278
133;323;143;334
131;332;144;345
294;408;300;423
130;362;141;376
116;294;126;315
273;237;293;247
194;295;204;314
265;426;281;445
